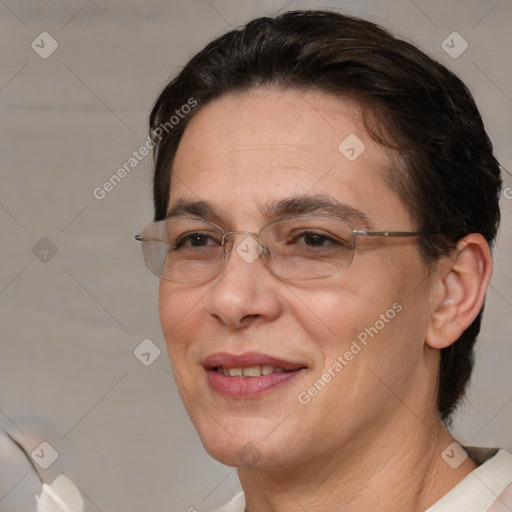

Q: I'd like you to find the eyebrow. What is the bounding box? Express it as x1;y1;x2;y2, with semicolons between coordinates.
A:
265;196;375;229
166;199;216;219
166;195;375;230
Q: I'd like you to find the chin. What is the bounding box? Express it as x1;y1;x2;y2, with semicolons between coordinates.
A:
203;439;285;469
194;417;290;468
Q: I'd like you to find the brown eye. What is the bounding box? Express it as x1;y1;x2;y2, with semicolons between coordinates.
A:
174;232;221;249
288;230;348;248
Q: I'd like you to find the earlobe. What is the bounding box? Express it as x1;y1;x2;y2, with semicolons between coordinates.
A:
426;234;493;350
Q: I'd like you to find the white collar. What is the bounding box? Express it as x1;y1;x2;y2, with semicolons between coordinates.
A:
426;449;512;512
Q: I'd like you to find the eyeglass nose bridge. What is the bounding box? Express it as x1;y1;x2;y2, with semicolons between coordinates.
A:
220;230;266;260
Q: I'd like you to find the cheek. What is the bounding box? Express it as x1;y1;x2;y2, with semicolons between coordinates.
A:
158;282;205;362
296;250;428;368
290;272;384;343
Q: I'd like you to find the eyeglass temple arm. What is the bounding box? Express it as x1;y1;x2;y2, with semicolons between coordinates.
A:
353;230;434;237
134;235;163;242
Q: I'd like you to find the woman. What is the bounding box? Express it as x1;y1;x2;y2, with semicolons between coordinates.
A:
136;10;511;511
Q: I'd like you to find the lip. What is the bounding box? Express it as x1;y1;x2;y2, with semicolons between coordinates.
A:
203;351;306;371
203;351;307;399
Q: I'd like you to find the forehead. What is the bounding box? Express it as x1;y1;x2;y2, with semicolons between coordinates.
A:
170;88;412;229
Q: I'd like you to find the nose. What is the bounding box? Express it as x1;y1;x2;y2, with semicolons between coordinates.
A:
205;233;282;329
221;230;261;256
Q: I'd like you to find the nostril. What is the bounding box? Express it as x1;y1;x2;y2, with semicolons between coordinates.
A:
239;313;260;326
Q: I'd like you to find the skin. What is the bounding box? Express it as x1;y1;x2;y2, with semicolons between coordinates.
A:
158;88;492;511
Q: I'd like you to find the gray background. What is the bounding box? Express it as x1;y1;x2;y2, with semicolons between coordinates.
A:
0;1;511;511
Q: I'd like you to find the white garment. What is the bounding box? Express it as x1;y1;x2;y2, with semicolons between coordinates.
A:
213;449;512;512
426;449;512;512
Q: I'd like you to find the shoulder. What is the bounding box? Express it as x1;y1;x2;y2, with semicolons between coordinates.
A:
427;448;512;512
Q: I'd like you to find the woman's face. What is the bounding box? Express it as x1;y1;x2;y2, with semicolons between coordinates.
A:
159;88;437;469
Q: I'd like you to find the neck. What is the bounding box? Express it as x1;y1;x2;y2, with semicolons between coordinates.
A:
238;409;476;512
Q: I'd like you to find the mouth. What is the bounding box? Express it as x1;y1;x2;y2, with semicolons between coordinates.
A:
214;365;290;377
203;352;307;398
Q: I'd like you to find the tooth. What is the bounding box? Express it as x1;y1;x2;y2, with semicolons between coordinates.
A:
261;365;274;375
242;366;262;377
274;367;284;373
223;367;230;376
228;368;243;377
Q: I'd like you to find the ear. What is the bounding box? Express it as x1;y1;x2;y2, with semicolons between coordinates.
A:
426;233;493;350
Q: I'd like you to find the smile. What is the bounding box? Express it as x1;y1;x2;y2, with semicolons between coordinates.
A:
215;365;287;377
204;352;307;398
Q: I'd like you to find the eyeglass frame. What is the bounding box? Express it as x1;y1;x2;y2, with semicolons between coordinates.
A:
134;214;437;281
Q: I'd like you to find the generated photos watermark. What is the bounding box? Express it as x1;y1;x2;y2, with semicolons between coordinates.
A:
93;97;198;200
298;301;403;404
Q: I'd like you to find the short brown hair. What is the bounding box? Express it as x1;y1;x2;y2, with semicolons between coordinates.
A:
149;10;502;423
